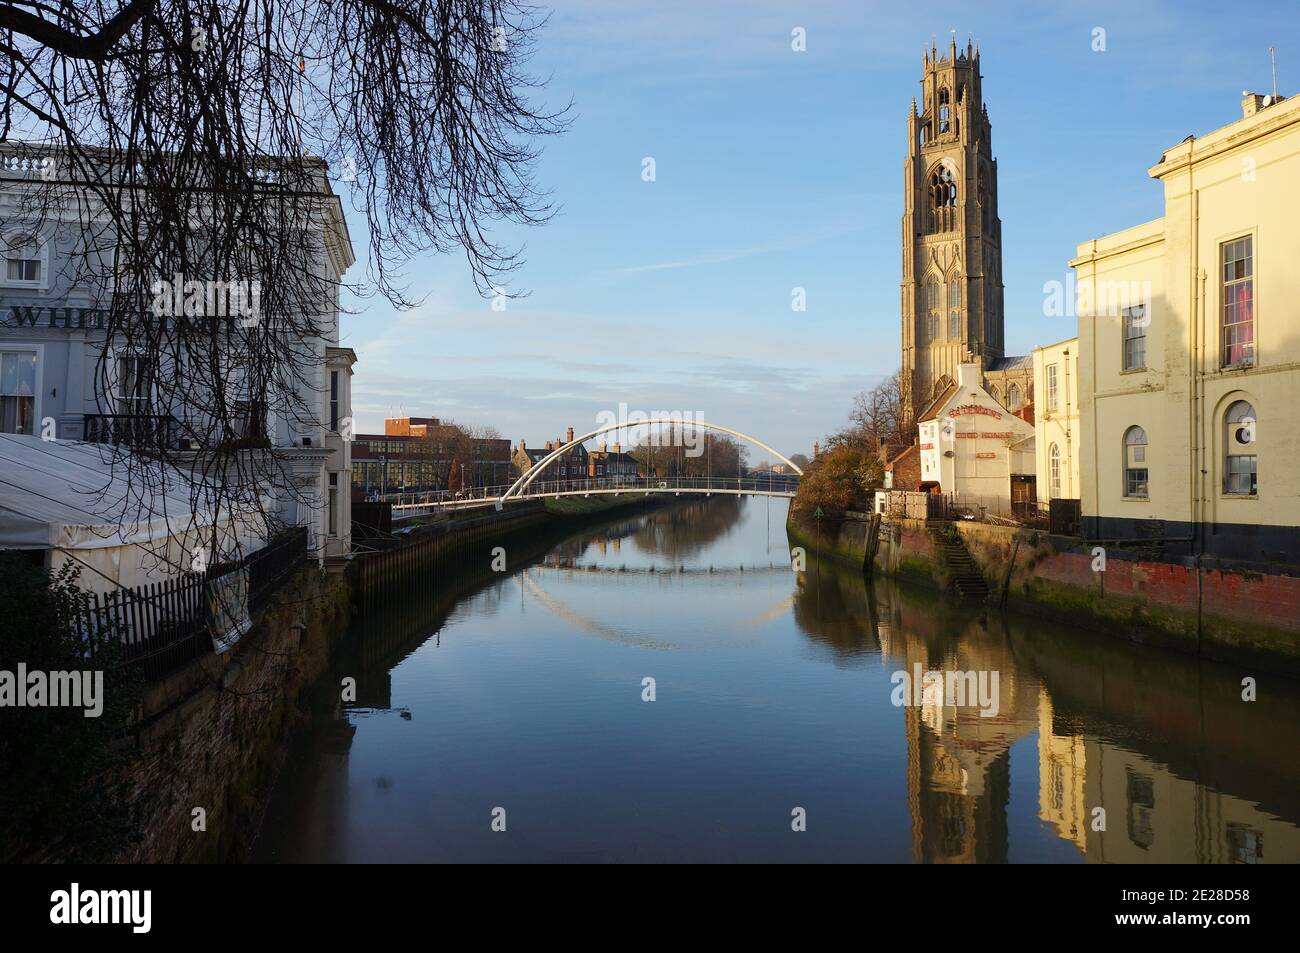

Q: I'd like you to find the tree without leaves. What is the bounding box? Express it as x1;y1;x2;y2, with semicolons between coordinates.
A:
793;369;910;517
0;1;567;567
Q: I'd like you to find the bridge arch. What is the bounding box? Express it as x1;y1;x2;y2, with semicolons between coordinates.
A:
495;418;803;509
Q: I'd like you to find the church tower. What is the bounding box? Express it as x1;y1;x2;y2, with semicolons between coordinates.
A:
900;36;1005;420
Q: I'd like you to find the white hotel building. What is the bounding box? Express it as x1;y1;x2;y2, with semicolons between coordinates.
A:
0;148;356;587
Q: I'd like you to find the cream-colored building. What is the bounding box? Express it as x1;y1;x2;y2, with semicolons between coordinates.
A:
1070;91;1300;561
1032;337;1080;502
918;361;1036;513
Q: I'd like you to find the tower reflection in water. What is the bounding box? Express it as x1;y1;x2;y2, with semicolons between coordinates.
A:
793;555;1300;863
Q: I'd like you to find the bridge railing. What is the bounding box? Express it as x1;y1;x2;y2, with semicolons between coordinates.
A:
385;474;798;511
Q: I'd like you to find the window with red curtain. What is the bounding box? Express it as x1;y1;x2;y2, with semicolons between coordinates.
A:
1222;237;1254;367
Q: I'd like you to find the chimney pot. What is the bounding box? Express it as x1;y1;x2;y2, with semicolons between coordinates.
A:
566;426;574;443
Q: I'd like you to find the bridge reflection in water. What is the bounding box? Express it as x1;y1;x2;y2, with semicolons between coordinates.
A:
253;497;1300;863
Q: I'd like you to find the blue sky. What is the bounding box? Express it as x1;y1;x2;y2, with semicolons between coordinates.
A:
337;0;1297;459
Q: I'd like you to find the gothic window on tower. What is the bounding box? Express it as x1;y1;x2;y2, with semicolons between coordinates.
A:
938;88;950;133
1007;383;1021;410
949;310;960;339
928;166;957;233
926;312;939;342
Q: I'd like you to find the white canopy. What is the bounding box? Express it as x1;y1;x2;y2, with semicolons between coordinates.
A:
0;434;264;592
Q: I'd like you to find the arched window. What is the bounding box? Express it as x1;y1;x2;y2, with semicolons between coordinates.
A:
924;277;941;312
1049;444;1062;498
989;385;1000;405
930;167;957;208
1007;383;1021;410
928;165;958;233
1224;400;1257;495
1124;426;1148;498
949;310;960;339
949;277;961;309
926;312;939;342
938;88;951;133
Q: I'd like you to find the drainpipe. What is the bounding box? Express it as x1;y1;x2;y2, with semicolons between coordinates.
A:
1189;165;1206;653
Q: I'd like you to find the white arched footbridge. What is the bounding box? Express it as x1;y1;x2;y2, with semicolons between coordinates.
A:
384;418;802;517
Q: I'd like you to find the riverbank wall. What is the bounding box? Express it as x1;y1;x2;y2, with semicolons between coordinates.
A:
784;511;874;572
113;563;352;863
787;511;1300;675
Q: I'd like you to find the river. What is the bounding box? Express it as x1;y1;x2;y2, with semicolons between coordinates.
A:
252;497;1300;863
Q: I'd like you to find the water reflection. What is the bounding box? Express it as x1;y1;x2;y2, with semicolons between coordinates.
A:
795;554;1300;863
253;499;1300;863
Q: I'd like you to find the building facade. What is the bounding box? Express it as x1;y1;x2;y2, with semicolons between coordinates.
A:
1032;337;1080;503
917;362;1036;513
587;442;638;483
0;147;356;562
1071;91;1300;561
511;428;592;484
351;416;512;493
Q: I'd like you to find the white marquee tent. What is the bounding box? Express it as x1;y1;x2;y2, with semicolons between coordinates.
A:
0;433;265;593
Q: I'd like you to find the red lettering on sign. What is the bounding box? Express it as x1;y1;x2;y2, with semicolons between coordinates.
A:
948;404;1003;419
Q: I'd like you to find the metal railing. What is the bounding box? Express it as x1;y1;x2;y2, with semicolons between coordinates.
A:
83;413;182;450
74;526;308;682
384;474;800;513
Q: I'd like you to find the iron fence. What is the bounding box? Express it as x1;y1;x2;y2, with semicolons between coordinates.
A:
75;526;308;682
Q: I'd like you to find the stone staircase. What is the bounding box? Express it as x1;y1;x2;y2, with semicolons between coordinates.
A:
926;520;990;600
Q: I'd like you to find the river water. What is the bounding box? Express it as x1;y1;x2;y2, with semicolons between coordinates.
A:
253;497;1300;863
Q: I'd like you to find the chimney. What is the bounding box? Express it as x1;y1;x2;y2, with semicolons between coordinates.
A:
518;439;526;451
566;426;574;443
545;440;553;451
1242;90;1286;118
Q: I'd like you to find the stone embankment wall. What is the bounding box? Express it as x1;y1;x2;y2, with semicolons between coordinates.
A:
116;565;350;863
788;511;1300;675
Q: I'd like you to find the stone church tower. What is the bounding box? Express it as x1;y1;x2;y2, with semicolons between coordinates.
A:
900;37;1009;420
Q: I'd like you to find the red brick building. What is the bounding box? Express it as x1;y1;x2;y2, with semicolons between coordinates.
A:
351;416;512;493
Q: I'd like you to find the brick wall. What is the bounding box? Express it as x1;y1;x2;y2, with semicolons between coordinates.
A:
868;516;1300;674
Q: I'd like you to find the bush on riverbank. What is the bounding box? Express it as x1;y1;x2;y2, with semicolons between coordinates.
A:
791;441;881;519
0;556;141;862
792;370;910;519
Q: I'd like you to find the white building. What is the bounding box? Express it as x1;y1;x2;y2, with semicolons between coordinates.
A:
917;361;1036;514
0;147;356;580
1031;337;1080;503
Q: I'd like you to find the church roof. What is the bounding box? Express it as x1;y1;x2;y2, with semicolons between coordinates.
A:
985;355;1033;371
